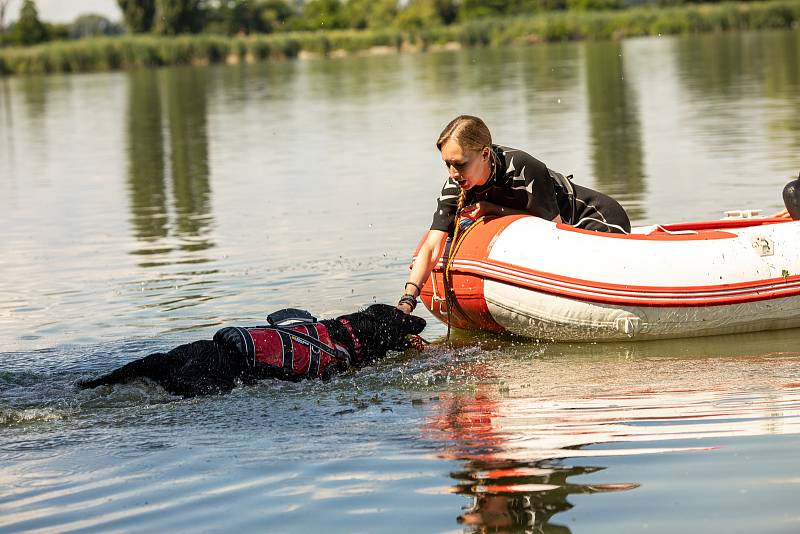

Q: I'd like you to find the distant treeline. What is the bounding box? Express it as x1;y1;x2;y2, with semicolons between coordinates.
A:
0;0;784;45
1;0;798;75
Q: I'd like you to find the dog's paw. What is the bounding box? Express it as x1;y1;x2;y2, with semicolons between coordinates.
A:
407;334;426;352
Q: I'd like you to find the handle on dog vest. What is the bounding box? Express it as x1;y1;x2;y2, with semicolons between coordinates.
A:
267;308;317;326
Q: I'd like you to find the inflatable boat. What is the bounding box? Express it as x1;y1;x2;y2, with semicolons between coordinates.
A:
415;214;800;341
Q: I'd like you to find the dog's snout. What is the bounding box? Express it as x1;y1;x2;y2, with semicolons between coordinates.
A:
405;315;426;334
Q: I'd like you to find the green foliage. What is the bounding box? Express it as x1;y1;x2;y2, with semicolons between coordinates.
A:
392;0;460;31
70;14;124;39
45;22;69;41
300;0;347;30
259;0;296;32
153;0;204;35
205;0;259;34
12;0;47;45
204;0;296;35
368;0;401;28
338;0;371;29
460;0;554;19
394;0;442;31
351;0;400;29
434;0;460;25
1;0;800;75
203;0;295;35
567;0;623;11
117;0;156;33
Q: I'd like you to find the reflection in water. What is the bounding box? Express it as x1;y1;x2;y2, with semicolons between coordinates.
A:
0;77;13;169
427;390;638;533
125;67;214;265
763;31;800;155
519;43;580;95
584;41;646;220
676;32;752;101
455;462;635;533
424;351;800;533
126;69;167;242
675;31;800;163
306;54;395;103
163;68;213;249
20;75;48;120
516;43;582;152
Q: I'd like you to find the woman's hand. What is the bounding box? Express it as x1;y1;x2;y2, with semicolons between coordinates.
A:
461;201;501;220
397;302;413;314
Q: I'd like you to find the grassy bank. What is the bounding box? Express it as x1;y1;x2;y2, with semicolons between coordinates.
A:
1;0;798;75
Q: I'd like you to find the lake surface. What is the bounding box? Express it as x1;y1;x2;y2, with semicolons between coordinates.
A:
2;29;800;532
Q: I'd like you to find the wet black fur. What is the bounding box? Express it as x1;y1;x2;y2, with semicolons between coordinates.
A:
783;177;800;220
80;304;426;398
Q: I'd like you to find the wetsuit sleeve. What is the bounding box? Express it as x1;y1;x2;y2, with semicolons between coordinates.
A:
516;155;560;220
430;177;459;234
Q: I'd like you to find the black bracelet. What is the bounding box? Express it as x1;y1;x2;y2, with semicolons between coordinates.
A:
404;281;422;296
398;294;417;311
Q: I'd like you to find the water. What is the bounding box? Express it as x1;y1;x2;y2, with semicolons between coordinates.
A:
1;29;799;532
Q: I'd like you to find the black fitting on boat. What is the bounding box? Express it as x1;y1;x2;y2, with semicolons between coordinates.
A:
783;175;800;220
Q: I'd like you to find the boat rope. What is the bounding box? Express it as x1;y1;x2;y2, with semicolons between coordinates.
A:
443;214;482;342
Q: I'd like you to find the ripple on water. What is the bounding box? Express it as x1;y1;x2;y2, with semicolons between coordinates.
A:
1;332;799;532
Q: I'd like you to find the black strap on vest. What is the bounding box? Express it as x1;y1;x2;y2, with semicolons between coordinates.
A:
267;323;350;363
267;308;318;326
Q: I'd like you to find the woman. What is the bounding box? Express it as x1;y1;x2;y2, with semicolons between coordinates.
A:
397;115;631;314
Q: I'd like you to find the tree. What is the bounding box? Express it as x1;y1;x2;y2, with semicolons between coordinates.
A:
394;0;442;30
365;0;399;28
153;0;204;35
334;0;399;30
434;0;458;25
300;0;347;30
117;0;156;33
0;0;11;34
259;0;296;32
70;14;124;39
340;0;370;29
460;0;529;19
12;0;47;45
567;0;622;10
210;0;262;34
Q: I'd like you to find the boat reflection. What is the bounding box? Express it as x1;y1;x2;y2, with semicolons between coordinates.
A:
454;461;636;533
423;342;800;533
425;390;641;533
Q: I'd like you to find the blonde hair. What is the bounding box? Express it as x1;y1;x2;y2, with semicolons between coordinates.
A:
437;116;493;339
436;115;493;216
436;115;492;153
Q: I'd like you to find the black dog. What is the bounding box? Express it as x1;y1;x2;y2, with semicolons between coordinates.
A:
81;304;426;397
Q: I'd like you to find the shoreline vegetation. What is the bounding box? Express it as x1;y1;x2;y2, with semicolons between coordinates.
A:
1;0;798;76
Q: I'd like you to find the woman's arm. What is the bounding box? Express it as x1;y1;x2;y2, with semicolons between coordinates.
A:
398;230;448;314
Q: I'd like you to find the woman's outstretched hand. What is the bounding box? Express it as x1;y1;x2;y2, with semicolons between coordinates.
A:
397;302;413;314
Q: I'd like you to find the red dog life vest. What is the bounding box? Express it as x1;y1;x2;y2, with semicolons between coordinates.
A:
214;323;350;380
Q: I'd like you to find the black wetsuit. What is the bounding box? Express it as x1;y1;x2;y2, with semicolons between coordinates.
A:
431;145;631;234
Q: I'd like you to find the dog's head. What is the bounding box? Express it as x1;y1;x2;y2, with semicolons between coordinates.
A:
339;304;426;363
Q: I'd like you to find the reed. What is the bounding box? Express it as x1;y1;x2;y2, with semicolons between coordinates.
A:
0;0;798;76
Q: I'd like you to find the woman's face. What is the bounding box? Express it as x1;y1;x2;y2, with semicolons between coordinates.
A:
440;140;491;190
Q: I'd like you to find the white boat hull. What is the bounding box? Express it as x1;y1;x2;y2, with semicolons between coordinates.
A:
418;215;800;341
